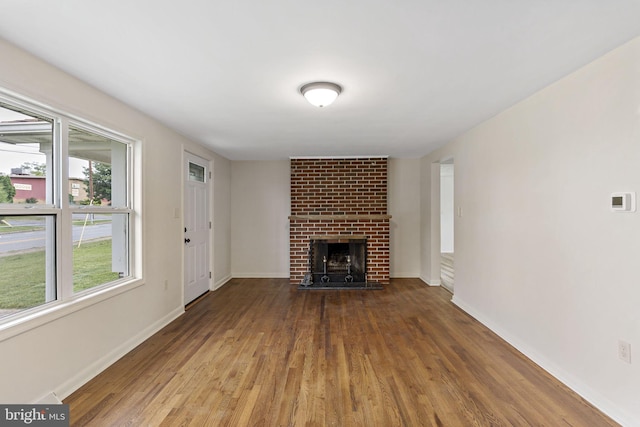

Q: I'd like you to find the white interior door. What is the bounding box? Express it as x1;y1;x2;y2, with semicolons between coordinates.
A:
184;152;210;304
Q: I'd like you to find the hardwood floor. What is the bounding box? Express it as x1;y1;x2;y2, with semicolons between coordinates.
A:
65;278;618;426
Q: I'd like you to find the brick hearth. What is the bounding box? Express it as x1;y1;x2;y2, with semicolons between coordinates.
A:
289;157;391;285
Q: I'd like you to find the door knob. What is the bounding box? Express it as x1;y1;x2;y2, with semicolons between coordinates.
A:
184;238;191;244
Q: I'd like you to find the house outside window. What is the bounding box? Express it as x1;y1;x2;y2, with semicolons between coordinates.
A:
0;92;140;324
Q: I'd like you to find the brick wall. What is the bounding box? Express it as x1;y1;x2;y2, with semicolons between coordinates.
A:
291;158;388;215
289;157;391;284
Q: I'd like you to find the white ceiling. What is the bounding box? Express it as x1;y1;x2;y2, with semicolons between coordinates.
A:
1;1;639;160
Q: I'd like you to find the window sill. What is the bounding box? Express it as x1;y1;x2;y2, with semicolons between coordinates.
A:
0;278;144;343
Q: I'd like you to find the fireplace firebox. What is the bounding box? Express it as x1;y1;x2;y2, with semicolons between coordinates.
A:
312;238;366;284
299;236;381;289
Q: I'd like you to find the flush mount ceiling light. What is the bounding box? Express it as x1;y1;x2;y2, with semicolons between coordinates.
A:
300;82;342;107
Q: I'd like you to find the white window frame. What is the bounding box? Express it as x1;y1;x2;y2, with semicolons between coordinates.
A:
66;120;134;295
0;89;143;342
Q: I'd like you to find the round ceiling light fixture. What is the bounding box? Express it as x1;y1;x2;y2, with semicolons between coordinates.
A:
300;82;342;107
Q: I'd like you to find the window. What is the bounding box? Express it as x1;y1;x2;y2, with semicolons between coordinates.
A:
188;162;205;182
0;93;139;325
0;215;56;316
68;125;131;294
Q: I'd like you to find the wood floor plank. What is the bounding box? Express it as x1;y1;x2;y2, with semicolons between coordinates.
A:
65;278;619;426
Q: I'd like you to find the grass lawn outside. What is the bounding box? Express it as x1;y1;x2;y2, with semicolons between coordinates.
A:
0;250;46;310
0;239;120;310
73;239;121;293
0;225;44;234
0;216;45;235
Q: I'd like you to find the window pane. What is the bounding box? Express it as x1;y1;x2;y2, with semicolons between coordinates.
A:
0;215;56;319
68;126;127;208
0;104;54;205
72;213;128;293
189;162;205;182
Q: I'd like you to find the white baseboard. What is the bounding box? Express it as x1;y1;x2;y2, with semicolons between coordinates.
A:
35;391;63;404
420;275;441;286
390;273;421;278
54;306;184;401
213;275;232;290
451;296;635;427
231;273;288;279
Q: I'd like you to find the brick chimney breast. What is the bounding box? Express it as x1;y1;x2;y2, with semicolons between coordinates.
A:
289;157;391;285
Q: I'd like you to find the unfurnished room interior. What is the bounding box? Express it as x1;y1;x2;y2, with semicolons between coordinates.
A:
0;1;639;426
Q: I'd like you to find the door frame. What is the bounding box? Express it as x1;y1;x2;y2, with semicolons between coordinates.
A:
427;156;455;293
183;150;212;305
439;159;455;292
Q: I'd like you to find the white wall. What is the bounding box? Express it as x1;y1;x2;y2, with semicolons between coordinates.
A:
0;38;231;403
389;158;421;277
421;37;640;425
230;160;290;277
229;158;422;279
213;155;232;288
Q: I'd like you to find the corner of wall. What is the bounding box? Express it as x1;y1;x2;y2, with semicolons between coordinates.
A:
55;307;184;401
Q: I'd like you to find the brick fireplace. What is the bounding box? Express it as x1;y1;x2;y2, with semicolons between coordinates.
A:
289;157;391;286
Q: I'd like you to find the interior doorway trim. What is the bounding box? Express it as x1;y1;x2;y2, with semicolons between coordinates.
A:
426;157;455;293
183;151;212;305
439;158;455;293
426;161;442;286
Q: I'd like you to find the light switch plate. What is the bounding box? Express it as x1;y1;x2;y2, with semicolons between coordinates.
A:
611;192;636;212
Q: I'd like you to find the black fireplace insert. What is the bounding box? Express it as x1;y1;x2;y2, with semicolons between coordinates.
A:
307;238;367;285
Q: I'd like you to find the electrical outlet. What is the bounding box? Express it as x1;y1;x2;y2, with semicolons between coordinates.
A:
618;340;631;364
164;279;168;291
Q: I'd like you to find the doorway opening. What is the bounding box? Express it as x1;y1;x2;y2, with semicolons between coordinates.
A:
440;160;454;292
183;152;211;305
